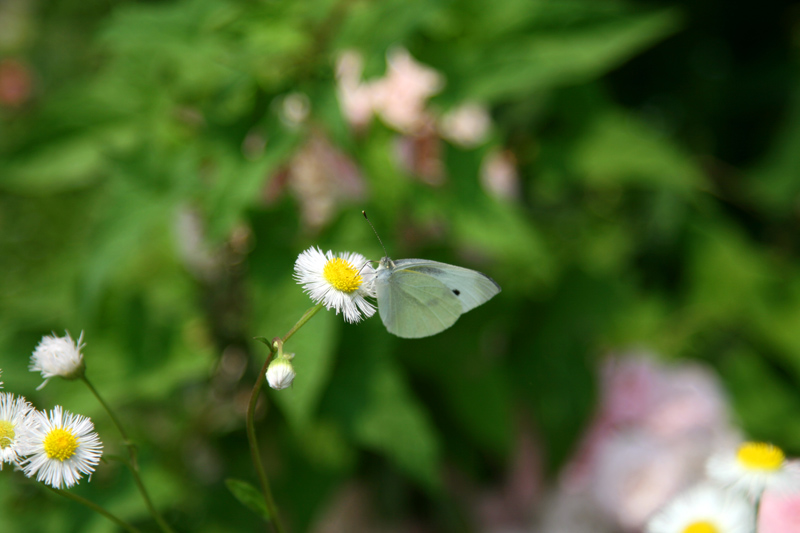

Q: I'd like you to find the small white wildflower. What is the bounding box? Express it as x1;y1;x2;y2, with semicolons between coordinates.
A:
266;355;296;390
21;406;103;489
647;484;754;533
707;441;800;499
0;392;35;470
294;247;376;323
29;331;86;389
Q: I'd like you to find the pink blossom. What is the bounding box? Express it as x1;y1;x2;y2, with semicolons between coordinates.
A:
758;479;800;533
335;48;444;135
552;354;739;531
480;150;520;201
370;47;443;133
438;102;491;148
0;58;33;108
267;132;366;230
335;51;375;130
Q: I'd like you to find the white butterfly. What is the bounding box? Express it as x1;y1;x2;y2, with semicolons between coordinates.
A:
362;212;501;338
372;256;501;338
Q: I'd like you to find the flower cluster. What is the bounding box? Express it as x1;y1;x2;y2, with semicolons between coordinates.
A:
335;48;520;196
645;441;800;533
0;332;103;489
534;354;800;533
263;246;377;391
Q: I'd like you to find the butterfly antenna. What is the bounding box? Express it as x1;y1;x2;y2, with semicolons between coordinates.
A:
357;260;372;275
362;211;388;257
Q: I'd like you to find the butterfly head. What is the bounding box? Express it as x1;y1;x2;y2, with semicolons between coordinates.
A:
377;257;395;271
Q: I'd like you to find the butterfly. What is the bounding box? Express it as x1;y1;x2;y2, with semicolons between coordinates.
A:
374;256;501;338
364;212;500;338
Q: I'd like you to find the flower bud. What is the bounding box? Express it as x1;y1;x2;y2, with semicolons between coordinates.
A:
266;356;296;390
29;332;86;390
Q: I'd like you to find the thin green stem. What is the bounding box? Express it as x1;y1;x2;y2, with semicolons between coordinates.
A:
81;376;132;448
282;302;324;344
246;344;284;533
82;376;176;533
246;302;324;532
47;486;142;533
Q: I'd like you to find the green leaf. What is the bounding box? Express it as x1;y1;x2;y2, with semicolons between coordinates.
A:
225;478;271;521
351;356;441;489
450;8;682;102
403;332;514;457
323;328;442;489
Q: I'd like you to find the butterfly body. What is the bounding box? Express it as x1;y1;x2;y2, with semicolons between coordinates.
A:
374;256;501;338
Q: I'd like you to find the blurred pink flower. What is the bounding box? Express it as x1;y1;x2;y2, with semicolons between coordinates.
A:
480;150;520;201
438;102;491;148
370;47;443;134
552;353;739;531
0;58;33;108
759;482;800;533
335;48;443;135
591;433;725;529
278;92;310;128
335;51;374;130
267;132;366;230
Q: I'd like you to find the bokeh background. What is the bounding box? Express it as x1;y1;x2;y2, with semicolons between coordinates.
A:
2;0;800;531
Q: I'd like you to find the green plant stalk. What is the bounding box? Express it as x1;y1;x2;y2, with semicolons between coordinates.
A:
47;486;143;533
282;302;324;344
81;376;176;533
246;302;324;533
246;344;282;533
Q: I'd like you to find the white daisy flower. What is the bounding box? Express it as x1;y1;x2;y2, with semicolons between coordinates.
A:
294;247;376;323
647;484;754;533
29;331;86;389
21;406;103;489
707;441;800;499
0;392;35;470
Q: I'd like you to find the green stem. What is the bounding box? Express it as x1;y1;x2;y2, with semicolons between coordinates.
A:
246;344;284;533
47;486;142;533
282;302;324;344
246;302;324;532
82;376;176;533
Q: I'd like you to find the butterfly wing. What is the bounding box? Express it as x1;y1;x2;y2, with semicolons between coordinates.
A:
393;259;501;312
376;267;462;338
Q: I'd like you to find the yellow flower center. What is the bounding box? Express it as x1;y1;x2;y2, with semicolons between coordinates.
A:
323;257;362;293
0;420;15;449
43;428;79;461
737;441;785;471
682;521;718;533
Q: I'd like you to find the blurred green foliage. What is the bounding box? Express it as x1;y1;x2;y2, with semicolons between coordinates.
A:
1;0;800;531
